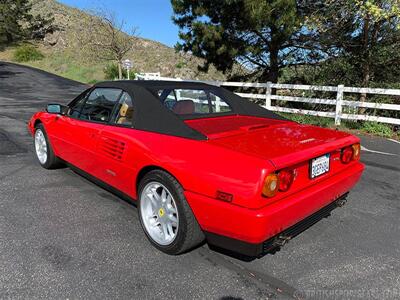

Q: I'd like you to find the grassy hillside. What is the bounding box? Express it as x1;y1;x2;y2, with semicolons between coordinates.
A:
0;0;227;83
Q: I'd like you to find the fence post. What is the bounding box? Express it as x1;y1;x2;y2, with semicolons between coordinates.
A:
265;81;272;109
335;84;344;126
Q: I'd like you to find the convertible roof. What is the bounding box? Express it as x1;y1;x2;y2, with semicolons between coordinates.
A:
99;80;212;88
94;80;286;140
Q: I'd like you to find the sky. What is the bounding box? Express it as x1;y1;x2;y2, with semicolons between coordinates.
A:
58;0;180;47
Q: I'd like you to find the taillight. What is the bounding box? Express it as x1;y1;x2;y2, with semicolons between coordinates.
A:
352;143;361;161
341;143;361;164
262;173;279;197
341;146;353;164
278;169;295;192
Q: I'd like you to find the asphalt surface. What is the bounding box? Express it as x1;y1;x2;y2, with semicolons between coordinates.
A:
0;61;399;300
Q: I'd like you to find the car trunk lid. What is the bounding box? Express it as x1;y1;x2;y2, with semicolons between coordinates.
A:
185;115;358;169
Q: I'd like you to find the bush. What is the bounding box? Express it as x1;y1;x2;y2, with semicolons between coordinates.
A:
279;113;334;127
175;61;187;69
279;113;397;139
360;122;393;138
13;45;44;62
104;63;136;80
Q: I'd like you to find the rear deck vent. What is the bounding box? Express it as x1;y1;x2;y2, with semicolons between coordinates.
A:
240;124;269;131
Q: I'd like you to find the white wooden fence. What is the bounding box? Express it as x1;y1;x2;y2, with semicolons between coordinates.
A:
136;74;400;126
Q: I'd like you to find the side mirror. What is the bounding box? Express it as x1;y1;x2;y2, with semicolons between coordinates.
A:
46;104;67;115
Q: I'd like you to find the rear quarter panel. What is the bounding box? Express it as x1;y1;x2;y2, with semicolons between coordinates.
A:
107;127;274;208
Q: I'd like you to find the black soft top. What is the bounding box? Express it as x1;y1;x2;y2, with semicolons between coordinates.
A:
94;80;286;140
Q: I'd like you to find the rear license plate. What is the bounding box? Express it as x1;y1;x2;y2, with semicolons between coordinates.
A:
310;154;330;178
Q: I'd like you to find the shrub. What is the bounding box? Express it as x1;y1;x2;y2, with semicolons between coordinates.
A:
175;61;187;69
279;113;334;127
360;122;393;138
13;45;44;62
104;63;136;80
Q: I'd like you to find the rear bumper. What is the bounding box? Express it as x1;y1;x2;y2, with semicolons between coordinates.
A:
205;193;348;257
185;162;364;256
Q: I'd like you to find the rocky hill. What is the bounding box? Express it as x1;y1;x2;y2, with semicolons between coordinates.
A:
0;0;227;82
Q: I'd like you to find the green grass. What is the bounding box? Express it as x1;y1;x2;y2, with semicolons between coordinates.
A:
0;43;101;84
23;50;106;83
279;113;399;139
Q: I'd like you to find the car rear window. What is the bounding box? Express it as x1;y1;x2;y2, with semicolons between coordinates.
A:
156;88;232;116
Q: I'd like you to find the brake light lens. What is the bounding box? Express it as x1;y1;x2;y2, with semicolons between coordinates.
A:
262;173;279;197
341;143;361;164
278;169;295;192
341;146;353;164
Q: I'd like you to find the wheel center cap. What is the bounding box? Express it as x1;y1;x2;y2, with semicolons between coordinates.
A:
158;208;165;217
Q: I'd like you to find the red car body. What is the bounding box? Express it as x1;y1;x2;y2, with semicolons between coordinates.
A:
28;81;364;256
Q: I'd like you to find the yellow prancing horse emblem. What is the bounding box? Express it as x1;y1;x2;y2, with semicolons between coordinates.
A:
158;208;165;217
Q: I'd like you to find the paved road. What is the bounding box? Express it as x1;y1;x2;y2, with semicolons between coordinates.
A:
0;62;399;299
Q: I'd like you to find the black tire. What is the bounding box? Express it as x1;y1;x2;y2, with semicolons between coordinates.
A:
138;170;205;255
34;123;63;169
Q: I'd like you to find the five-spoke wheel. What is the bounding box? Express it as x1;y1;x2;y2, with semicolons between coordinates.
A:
35;129;48;164
33;123;62;169
138;170;204;254
140;182;179;245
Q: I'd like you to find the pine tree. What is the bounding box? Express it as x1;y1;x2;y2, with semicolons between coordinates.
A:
0;0;53;45
171;0;321;82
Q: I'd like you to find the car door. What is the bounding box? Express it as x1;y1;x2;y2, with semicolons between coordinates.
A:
94;91;137;195
51;87;123;175
70;87;124;174
48;89;90;163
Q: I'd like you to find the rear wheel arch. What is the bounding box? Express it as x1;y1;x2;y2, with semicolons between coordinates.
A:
136;167;205;254
136;165;183;195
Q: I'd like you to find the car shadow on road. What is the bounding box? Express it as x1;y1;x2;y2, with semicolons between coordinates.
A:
208;244;285;262
65;163;138;208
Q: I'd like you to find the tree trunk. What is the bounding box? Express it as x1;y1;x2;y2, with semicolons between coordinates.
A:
360;15;370;105
359;15;371;114
369;21;381;117
360;63;370;100
269;56;279;83
117;62;123;80
268;24;280;96
6;32;13;43
269;42;280;97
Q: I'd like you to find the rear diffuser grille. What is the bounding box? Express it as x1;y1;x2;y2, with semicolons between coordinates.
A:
262;193;349;255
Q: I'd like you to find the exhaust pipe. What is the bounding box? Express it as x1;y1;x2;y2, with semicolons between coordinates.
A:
335;196;348;207
273;235;292;247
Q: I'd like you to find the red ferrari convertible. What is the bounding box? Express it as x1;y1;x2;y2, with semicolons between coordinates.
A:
28;81;364;256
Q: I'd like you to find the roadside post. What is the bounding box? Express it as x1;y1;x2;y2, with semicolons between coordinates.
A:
123;59;133;80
